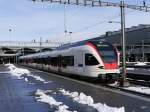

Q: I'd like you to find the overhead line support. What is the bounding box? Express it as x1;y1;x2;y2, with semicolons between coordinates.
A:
33;0;150;12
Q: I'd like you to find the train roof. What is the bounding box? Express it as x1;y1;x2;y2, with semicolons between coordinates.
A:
57;39;106;50
19;51;51;59
19;39;107;59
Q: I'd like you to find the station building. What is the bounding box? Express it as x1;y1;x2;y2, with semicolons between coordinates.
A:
91;24;150;62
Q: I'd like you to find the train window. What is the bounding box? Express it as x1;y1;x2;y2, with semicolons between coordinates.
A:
47;57;51;65
61;56;74;66
92;41;117;63
51;57;59;66
42;58;48;65
85;54;99;66
99;50;117;63
39;58;44;64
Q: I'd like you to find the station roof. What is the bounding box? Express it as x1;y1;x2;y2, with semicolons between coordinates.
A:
91;24;150;45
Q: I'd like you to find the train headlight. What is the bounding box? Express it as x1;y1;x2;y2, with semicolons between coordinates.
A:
98;66;104;69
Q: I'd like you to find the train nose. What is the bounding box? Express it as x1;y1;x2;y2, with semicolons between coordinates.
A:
104;63;119;69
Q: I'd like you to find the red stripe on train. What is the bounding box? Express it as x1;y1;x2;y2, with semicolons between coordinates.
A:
104;63;118;69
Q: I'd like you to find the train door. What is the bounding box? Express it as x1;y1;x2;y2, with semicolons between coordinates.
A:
74;51;84;74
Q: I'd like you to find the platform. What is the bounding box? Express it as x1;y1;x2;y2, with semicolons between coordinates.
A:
0;65;150;112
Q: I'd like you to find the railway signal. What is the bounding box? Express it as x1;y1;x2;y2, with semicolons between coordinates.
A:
31;0;150;87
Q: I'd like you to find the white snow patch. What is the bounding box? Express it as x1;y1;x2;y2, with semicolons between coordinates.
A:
135;62;147;66
126;68;135;70
5;63;14;67
35;89;77;112
27;74;45;82
5;64;51;83
59;89;125;112
109;81;119;86
35;89;62;106
125;86;150;95
25;78;28;82
5;63;30;78
44;81;53;84
56;105;77;112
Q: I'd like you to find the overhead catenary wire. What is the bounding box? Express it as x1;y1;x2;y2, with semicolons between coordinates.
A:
49;8;137;42
32;0;150;42
32;0;150;12
67;6;85;21
50;9;136;43
32;0;150;37
72;9;136;34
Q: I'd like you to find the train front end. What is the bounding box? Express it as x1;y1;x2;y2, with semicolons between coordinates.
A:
86;41;120;80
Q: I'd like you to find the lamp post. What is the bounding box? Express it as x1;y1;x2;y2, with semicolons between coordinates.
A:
69;32;72;44
40;37;42;52
9;29;12;45
8;29;12;63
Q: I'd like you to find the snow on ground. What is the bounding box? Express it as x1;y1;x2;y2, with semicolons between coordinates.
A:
126;68;135;70
5;63;30;79
5;63;50;83
59;89;125;112
5;63;15;67
108;81;150;95
35;88;125;112
27;74;45;82
108;81;119;86
35;89;77;112
134;62;147;66
125;86;150;95
5;64;125;112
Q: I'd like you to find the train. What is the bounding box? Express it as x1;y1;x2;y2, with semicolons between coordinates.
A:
19;40;120;81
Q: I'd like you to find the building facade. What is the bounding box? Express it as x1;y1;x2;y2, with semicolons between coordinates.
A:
92;24;150;62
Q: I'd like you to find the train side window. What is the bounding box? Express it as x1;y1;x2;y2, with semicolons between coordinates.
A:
51;57;58;66
67;56;74;66
47;57;51;65
61;56;74;66
85;54;99;66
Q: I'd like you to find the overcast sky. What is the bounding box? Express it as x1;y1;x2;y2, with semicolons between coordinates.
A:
0;0;150;43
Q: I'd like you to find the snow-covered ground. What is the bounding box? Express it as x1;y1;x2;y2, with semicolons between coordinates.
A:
5;63;50;83
126;68;135;70
125;86;150;95
5;64;125;112
134;62;147;66
35;89;77;112
35;89;125;112
59;89;125;112
109;81;150;95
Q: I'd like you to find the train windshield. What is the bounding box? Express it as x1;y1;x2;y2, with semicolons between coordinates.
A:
92;41;117;63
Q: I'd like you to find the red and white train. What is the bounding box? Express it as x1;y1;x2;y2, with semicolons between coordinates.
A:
19;40;120;80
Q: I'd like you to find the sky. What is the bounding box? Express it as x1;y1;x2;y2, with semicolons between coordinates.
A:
0;0;150;43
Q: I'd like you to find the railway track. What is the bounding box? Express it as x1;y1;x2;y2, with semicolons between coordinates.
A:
127;78;150;87
105;84;150;98
127;65;150;69
19;65;150;98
